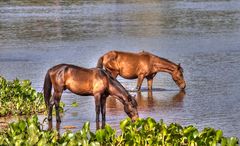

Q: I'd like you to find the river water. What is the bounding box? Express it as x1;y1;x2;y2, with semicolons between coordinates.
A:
0;0;240;138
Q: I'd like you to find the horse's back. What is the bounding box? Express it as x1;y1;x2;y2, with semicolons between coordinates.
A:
48;64;102;95
117;51;153;78
48;64;90;79
101;51;151;78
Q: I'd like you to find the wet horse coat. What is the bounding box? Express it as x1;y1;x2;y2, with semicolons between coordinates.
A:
43;64;138;127
97;51;186;91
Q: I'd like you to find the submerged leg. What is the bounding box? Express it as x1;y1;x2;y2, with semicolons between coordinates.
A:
147;74;156;91
147;78;153;90
147;90;153;98
53;91;62;123
47;120;53;130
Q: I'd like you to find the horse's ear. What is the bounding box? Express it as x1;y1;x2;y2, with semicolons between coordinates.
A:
130;94;136;100
178;63;181;69
131;94;138;106
178;63;184;72
108;51;117;61
133;94;136;99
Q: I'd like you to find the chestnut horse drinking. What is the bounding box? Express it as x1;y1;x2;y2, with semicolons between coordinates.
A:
97;51;186;91
43;64;138;127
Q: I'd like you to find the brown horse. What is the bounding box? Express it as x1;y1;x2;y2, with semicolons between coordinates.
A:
97;51;186;91
43;64;139;127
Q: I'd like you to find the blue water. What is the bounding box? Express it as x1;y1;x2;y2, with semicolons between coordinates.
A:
0;0;240;138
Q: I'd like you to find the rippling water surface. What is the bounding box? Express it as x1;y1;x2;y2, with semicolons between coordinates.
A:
0;0;240;138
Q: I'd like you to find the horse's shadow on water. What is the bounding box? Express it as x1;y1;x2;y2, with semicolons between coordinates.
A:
128;87;178;92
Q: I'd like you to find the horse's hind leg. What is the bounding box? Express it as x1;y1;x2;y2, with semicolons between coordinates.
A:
147;74;156;91
48;98;54;121
53;90;63;123
147;79;153;90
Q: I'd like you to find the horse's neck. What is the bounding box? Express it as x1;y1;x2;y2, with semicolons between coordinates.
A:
108;78;130;104
153;57;177;74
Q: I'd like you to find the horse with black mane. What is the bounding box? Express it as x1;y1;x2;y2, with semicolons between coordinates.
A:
43;64;139;128
97;50;186;91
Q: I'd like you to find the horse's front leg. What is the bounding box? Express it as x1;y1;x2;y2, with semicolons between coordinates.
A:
100;95;107;128
136;74;145;91
94;94;101;129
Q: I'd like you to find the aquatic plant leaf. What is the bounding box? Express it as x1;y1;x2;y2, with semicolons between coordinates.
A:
18;120;27;132
71;101;79;107
221;137;227;146
82;121;90;132
227;137;239;146
90;141;101;146
215;130;223;142
0;116;239;145
120;118;131;131
96;129;105;143
146;117;156;130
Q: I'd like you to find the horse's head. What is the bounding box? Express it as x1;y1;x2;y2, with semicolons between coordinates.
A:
124;95;139;121
172;64;186;90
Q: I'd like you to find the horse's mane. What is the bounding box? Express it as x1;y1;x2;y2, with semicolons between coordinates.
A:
102;69;137;104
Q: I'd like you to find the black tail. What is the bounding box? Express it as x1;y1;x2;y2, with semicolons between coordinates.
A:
96;56;103;68
43;70;52;108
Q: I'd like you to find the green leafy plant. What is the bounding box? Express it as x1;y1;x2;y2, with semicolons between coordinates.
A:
0;76;45;116
71;101;79;107
0;116;238;146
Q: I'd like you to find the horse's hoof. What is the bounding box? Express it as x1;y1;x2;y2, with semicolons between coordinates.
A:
56;119;61;123
48;117;52;121
129;87;139;92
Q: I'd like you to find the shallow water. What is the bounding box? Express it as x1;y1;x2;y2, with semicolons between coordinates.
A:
0;0;240;138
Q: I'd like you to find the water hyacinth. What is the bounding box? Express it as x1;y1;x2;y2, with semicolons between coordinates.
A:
0;76;45;116
0;116;238;146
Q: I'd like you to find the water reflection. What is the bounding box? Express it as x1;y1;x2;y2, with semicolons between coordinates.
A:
136;90;185;112
106;89;185;116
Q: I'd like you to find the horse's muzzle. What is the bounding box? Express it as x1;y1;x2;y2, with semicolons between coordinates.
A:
180;82;186;90
181;84;186;90
131;114;139;122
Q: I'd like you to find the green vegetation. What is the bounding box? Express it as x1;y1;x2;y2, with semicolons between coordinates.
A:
0;76;45;116
71;101;79;107
0;116;238;146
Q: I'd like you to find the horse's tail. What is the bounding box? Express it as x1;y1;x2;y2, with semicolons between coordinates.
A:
43;70;52;108
96;56;104;68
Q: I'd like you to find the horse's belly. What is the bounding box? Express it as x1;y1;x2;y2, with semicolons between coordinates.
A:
120;72;138;79
68;88;92;96
119;62;139;79
65;80;93;96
